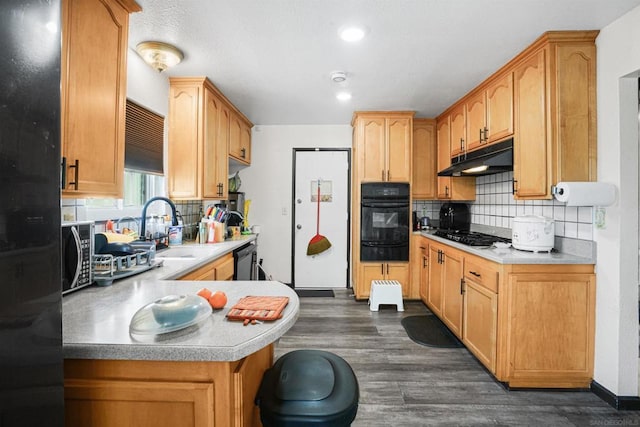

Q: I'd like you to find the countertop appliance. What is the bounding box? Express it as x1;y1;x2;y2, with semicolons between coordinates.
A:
360;183;410;261
512;215;555;252
439;203;471;231
234;240;258;280
62;221;95;294
1;0;65;422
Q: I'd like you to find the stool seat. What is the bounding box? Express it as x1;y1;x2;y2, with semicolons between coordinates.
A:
255;350;359;427
369;280;404;311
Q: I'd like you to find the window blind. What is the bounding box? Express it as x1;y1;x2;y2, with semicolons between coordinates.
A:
125;99;164;174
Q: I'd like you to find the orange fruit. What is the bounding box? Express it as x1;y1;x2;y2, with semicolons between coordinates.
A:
208;291;227;309
197;288;212;300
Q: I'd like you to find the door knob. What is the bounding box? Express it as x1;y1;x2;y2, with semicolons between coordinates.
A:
297;198;302;204
296;224;302;230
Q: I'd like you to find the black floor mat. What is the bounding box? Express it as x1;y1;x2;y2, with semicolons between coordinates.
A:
401;315;463;348
295;289;335;297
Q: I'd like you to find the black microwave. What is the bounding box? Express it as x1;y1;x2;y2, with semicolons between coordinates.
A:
62;221;94;294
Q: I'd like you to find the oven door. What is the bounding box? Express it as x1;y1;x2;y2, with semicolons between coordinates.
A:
360;200;409;261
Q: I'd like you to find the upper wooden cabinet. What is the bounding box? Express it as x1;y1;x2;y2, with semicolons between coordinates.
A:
513;32;597;199
466;73;514;151
412;119;437;199
229;113;252;165
449;104;466;159
61;0;141;198
168;77;253;200
436;117;476;201
352;112;414;182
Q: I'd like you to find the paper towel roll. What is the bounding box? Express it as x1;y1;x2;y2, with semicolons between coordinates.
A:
553;182;616;206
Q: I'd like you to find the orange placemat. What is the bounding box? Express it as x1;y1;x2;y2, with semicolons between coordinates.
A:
226;296;289;325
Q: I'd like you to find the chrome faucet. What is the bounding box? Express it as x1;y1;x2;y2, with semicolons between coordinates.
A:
139;197;178;239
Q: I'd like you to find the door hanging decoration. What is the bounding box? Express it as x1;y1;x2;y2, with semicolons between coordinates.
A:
307;179;332;256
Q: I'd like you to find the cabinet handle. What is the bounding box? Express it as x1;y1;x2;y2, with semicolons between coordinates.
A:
445;186;449;197
241;148;246;159
483;127;488;142
68;159;79;189
217;182;224;197
423;256;428;268
61;157;67;189
469;271;481;277
460;137;464;151
386;264;389;275
460;278;465;295
381;170;385;181
387;170;390;181
512;179;517;195
381;264;384;275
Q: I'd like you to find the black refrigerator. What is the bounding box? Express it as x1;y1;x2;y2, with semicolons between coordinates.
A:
0;1;64;426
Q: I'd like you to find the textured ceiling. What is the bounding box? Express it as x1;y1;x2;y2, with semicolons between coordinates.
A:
129;0;640;125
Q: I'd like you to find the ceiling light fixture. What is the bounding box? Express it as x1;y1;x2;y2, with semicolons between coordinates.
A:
331;71;347;83
338;26;367;42
135;41;184;73
336;92;352;101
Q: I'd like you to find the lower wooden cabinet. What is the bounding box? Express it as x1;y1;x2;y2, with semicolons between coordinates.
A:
416;236;596;388
179;253;234;281
64;344;273;427
359;262;410;299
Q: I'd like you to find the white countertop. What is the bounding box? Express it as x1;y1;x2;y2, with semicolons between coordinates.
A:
418;231;595;264
62;235;300;362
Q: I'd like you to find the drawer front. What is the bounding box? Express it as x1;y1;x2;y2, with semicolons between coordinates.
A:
464;258;498;293
215;254;235;280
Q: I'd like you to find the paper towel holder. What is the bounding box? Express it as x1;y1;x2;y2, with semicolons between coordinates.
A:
551;185;564;196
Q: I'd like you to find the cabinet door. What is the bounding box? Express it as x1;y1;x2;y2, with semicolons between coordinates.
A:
436;117;452;199
168;84;202;199
61;0;130;198
449;105;466;158
214;254;235;281
386;117;412;182
506;272;595;387
239;120;252;164
427;246;443;315
441;249;463;338
513;48;549;198
419;244;429;304
486;73;514;144
357;118;386;182
465;91;486;151
359;263;384;299
203;90;226;199
463;280;497;373
410;236;423;299
412;120;437;199
387;262;410;298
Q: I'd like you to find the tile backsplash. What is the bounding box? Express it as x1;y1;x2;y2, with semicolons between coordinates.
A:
414;171;594;241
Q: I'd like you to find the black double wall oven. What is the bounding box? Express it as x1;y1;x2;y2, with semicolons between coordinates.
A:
360;183;410;262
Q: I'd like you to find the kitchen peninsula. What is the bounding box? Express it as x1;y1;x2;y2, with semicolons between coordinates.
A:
62;238;299;427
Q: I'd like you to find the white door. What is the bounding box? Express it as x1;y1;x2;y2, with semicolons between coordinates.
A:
293;150;349;288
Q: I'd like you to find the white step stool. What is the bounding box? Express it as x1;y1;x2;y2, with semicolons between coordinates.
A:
369;280;404;311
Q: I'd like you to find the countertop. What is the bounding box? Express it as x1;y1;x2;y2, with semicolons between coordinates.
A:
62;235;300;362
417;231;595;265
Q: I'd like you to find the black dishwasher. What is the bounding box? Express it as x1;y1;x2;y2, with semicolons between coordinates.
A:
233;241;257;280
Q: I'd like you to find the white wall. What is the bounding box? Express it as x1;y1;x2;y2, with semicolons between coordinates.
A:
240;125;352;283
126;47;169;116
595;5;640;396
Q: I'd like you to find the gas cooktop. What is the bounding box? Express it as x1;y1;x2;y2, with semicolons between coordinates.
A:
434;230;512;247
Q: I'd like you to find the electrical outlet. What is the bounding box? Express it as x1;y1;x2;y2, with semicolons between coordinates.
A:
594;207;606;229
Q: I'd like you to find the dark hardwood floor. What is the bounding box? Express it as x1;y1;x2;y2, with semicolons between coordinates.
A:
274;289;640;426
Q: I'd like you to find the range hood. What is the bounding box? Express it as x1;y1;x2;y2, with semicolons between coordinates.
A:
438;138;513;176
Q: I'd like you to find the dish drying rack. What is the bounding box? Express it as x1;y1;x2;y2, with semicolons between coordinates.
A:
92;248;163;286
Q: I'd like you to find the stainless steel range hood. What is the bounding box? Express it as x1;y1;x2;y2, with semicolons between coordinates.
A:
437;138;513;176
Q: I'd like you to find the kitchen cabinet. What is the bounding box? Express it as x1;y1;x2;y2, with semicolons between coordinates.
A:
352;112;414;183
65;343;272;427
435;117;476;201
61;0;141;198
359;262;410;300
412;119;437;199
430;243;464;338
513;33;597;199
229;114;252;165
449;104;466;159
178;253;234;281
418;238;429;304
410;235;428;300
465;73;514;152
419;235;596;388
462;257;499;373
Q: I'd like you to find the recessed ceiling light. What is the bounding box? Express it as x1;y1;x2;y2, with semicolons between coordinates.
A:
339;26;366;42
330;71;347;83
336;92;352;101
